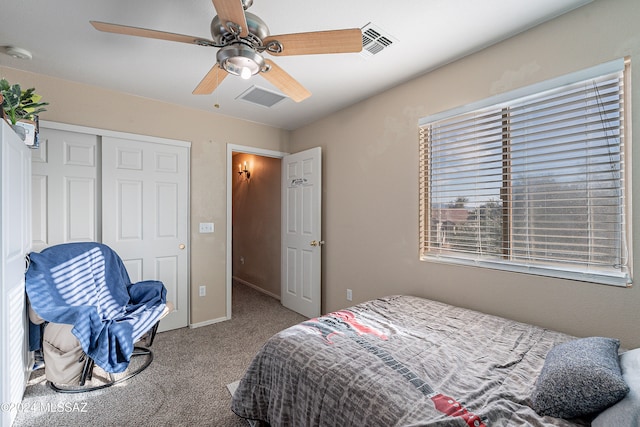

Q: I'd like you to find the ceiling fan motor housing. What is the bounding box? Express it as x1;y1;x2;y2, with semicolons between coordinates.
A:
217;44;266;79
210;12;269;48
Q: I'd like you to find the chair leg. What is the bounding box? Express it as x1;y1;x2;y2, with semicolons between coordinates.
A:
144;321;160;347
48;346;154;393
79;356;94;386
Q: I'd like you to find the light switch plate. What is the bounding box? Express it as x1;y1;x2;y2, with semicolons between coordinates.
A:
199;222;214;233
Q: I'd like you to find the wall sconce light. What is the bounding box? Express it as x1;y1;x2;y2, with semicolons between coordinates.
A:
238;161;251;180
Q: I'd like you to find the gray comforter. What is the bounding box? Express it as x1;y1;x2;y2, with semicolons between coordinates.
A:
231;295;590;426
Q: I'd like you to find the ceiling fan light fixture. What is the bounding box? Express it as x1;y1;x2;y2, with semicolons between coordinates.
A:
217;44;265;80
240;67;252;80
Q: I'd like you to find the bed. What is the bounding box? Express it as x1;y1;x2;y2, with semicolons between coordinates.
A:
231;295;638;426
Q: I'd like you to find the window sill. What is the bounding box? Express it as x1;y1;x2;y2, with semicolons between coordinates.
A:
420;254;631;288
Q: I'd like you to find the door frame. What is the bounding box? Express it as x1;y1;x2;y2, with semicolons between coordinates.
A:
226;144;288;319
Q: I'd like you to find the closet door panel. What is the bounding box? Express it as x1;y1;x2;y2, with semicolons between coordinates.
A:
31;128;99;251
102;136;189;332
66;177;96;241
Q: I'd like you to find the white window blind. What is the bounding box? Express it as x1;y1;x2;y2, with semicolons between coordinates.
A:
419;59;630;286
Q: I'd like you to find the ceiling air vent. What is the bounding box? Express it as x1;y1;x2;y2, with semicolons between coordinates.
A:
360;23;397;58
236;85;287;108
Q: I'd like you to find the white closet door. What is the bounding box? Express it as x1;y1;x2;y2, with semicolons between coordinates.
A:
31;128;99;251
102;136;189;332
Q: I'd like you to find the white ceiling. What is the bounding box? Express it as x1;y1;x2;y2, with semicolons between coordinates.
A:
0;0;592;130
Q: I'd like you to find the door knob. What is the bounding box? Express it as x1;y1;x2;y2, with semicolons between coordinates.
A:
179;244;185;250
310;240;325;247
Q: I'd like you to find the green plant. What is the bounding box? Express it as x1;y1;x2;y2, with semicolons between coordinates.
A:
0;78;48;125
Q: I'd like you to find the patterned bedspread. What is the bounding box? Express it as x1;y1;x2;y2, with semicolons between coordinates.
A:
231;295;591;426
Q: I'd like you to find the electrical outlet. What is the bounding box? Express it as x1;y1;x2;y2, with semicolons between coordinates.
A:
346;289;352;301
199;285;206;297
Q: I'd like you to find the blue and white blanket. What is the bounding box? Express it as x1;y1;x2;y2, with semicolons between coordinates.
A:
26;242;167;373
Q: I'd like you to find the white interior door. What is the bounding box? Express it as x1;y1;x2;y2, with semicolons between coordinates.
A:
281;147;322;318
102;136;189;332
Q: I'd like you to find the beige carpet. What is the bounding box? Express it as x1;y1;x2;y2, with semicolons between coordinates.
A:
13;282;306;427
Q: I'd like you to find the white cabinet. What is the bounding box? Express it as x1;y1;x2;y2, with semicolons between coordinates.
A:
0;121;32;427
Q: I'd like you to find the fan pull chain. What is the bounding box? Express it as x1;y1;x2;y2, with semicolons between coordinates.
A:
214;67;220;109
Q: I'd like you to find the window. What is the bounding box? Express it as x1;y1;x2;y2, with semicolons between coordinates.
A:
419;59;631;286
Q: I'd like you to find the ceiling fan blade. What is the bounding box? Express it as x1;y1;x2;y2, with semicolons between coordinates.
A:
91;21;216;46
211;0;249;37
261;59;311;103
263;28;362;56
193;63;228;95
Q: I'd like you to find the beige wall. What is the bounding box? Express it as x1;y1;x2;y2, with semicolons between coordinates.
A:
290;0;640;348
0;66;289;325
232;153;281;297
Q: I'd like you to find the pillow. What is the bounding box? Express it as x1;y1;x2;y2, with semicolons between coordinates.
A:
531;337;629;419
592;347;640;427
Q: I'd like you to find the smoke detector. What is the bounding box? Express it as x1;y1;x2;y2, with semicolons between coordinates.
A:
4;46;33;60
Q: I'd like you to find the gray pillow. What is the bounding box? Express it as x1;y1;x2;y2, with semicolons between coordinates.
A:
592;348;640;427
531;337;629;419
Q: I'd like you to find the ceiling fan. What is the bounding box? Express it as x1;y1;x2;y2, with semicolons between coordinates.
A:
90;0;362;103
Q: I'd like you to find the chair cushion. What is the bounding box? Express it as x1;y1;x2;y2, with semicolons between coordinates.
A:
42;323;84;384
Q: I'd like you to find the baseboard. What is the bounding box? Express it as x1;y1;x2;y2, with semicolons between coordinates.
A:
233;276;281;301
189;316;228;329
